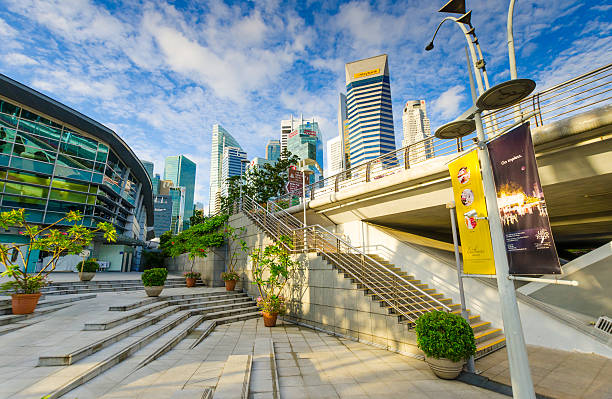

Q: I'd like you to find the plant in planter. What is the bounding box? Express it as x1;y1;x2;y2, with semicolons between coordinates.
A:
221;224;248;291
415;310;476;379
75;259;99;281
142;268;168;297
183;271;201;287
251;235;299;327
0;209;116;314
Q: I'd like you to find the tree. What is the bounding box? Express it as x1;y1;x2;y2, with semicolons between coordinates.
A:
189;209;206;226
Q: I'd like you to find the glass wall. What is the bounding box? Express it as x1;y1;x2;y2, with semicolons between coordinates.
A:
0;98;143;234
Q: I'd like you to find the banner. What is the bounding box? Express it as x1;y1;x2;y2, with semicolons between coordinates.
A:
448;150;496;274
487;123;561;275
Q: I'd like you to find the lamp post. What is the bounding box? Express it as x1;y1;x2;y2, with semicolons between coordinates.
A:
298;158;318;251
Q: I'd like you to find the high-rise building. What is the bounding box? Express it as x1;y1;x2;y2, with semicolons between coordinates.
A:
169;186;185;234
141;160;154;179
194;202;204;211
286;121;323;184
345;54;396;166
209;124;242;214
338;93;349;170
221;147;248;197
265;140;281;162
247;157;272;173
281;115;315;157
153;194;173;237
164;155;196;230
327;136;343;176
152;173;161;195
402;100;434;163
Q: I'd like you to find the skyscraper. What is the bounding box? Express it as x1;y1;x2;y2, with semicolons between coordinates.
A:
337;93;349;170
345;54;396;166
221;147;248;197
209;124;243;214
286;121;323;184
141;160;154;179
327;135;343;176
402;100;434;164
281;115;315;157
164;155;196;230
265;140;281;162
153;194;173;237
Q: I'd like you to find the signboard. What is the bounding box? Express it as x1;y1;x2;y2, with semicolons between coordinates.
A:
448;150;496;274
487;123;561;275
286;166;303;195
354;68;380;79
288;129;317;139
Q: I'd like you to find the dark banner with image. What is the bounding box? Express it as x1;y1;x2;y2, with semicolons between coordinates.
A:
487;123;561;275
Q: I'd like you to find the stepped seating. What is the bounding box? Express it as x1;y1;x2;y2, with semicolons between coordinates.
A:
26;290;260;399
40;277;204;296
243;205;506;360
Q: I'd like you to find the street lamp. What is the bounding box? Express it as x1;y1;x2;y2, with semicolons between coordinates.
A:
298;158;319;250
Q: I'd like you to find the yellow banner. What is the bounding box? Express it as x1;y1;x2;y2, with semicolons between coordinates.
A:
354;68;380;79
448;150;496;274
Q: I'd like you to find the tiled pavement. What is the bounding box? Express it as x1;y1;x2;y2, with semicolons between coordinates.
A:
476;345;612;399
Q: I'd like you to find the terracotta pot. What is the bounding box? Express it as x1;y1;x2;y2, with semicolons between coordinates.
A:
425;356;465;379
78;272;95;281
144;286;164;297
12;293;42;315
185;277;196;287
225;279;237;291
262;311;278;327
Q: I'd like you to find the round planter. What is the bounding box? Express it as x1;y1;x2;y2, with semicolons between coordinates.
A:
78;272;96;281
224;279;237;291
425;357;464;379
185;277;196;287
262;311;278;327
144;286;164;297
12;293;42;315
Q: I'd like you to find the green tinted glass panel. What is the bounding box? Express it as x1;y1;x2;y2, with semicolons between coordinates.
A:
0;114;18;130
92;173;103;184
24;210;44;223
0;154;10;167
4;182;49;197
2;194;47;210
96;143;108;162
14;145;55;163
60;130;97;160
19;109;50;124
0;100;20;116
54;165;92;182
94;162;105;173
51;178;89;192
17;129;60;150
0;126;16;141
9;156;54;174
45;201;85;215
50;189;89;203
6;171;51;186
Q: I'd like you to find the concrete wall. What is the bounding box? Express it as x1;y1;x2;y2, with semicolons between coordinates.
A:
228;213;423;357
336;220;612;357
165;248;226;287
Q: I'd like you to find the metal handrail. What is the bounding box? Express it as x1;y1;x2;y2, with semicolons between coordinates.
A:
242;194;452;324
270;63;612;208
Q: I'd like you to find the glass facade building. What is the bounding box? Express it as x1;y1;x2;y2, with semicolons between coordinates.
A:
209;124;243;214
221;147;248;197
0;74;154;271
286;121;324;184
265;140;281;162
164;155;196;231
153;194;172;237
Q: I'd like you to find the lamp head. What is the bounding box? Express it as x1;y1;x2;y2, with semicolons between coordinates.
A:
425;42;434;51
438;0;466;14
435;119;476;139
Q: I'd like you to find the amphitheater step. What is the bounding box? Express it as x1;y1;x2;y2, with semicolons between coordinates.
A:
0;293;96;315
0;302;75;326
212;354;252;399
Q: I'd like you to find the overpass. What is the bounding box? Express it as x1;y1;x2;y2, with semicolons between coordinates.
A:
277;64;612;250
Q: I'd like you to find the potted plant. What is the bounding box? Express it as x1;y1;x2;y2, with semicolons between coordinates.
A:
415;310;476;379
183;271;201;287
0;209;116;314
76;259;99;281
251;236;299;327
221;225;248;291
142;268;168;297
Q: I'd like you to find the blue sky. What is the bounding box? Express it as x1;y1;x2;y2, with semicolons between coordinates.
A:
0;0;610;207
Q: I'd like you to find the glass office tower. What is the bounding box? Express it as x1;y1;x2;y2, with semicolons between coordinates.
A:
0;74;153;271
286;121;323;184
164;155;196;231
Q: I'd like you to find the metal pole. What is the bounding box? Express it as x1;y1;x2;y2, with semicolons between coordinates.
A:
302;170;307;251
447;202;475;373
508;0;523;123
474;111;536;399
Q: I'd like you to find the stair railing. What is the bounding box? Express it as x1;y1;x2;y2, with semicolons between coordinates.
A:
241;195;452;325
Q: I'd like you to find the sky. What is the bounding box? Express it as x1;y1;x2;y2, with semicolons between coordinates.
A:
0;0;610;208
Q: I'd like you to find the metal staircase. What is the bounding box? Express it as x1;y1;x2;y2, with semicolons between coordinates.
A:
239;196;506;358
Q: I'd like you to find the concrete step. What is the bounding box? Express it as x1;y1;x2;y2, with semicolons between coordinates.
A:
0;302;74;326
41;282;205;296
474;328;503;345
177;297;254;312
165;292;248;306
213;354;252;399
475;335;506;359
470;320;491;333
249;338;280;399
0;293;96;315
108;297;160;311
84;301;172;330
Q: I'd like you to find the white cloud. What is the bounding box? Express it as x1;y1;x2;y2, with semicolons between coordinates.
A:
4;53;38;66
431;85;466;120
0;17;18;37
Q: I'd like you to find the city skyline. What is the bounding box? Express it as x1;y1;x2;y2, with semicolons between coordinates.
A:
0;1;607;207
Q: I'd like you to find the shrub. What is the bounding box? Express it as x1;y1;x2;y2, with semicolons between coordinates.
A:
256;295;286;314
221;271;239;281
415;310;476;362
141;268;168;286
183;271;201;279
76;259;99;273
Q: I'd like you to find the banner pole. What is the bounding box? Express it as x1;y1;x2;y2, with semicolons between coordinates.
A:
447;201;476;373
475;112;536;399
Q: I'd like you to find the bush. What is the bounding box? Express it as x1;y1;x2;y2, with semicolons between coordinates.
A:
415;311;476;362
221;271;239;281
183;271;201;279
256;294;286;314
76;259;99;273
141;268;168;286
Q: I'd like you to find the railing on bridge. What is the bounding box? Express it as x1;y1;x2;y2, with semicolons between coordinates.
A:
242;195;452;326
272;63;612;209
